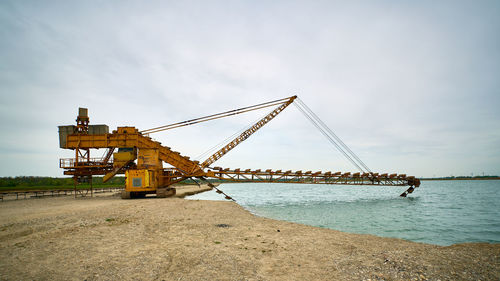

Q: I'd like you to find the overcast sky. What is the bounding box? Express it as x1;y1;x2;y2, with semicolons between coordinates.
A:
1;0;499;178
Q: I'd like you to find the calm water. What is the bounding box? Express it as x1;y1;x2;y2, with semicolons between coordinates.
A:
189;180;500;246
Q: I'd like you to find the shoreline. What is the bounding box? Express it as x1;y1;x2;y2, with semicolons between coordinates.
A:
0;191;498;280
173;184;214;198
0;184;213;202
421;178;500;181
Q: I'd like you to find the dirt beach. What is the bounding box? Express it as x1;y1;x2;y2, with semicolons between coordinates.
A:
0;185;498;281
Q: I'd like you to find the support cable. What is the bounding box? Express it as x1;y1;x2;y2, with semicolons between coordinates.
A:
296;98;372;173
200;96;296;168
195;125;246;161
141;97;291;134
293;102;365;172
195;109;271;162
198;177;235;201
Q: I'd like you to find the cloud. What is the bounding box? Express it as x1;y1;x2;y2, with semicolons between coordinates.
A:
0;0;499;177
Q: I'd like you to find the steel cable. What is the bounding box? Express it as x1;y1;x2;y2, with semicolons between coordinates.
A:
293;102;366;173
141;97;291;134
194;107;274;161
296;98;372;173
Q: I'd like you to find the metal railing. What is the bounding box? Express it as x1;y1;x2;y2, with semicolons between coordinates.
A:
0;187;124;201
60;158;113;168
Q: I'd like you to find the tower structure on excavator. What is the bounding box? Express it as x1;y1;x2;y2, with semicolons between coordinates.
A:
59;96;420;199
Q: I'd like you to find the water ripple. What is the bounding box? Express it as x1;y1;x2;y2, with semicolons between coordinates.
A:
189;180;500;245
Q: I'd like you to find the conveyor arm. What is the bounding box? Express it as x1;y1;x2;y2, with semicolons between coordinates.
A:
201;96;296;168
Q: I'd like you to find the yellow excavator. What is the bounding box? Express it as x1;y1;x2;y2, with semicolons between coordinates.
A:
58;96;420;199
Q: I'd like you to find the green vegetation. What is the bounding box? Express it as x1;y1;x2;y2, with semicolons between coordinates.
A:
0;176;226;192
0;176;125;192
422;175;500;181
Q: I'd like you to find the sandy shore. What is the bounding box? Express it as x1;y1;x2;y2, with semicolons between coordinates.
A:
0;186;498;281
173;184;213;198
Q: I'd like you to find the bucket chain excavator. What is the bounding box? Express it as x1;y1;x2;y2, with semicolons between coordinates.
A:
59;96;420;199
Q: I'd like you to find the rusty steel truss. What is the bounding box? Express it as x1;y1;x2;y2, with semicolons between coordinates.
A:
59;96;420;199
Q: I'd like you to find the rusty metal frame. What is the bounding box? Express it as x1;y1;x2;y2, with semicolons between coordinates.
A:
59;101;420;198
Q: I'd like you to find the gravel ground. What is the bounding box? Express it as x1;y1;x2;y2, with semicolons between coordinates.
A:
0;187;498;281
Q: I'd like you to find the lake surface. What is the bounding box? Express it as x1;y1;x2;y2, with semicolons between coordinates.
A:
189;180;500;246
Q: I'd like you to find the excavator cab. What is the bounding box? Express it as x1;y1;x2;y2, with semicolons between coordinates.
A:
126;169;155;190
122;169;175;199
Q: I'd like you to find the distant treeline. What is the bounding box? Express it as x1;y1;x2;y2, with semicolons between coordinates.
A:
0;176;125;187
0;176;228;188
422;176;500;180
